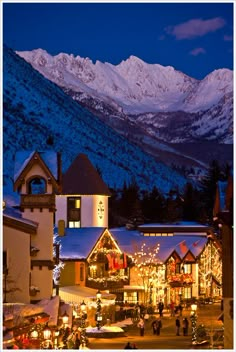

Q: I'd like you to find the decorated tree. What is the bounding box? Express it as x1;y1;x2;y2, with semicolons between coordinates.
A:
132;242;165;306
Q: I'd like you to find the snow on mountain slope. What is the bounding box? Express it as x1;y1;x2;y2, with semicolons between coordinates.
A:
16;49;233;145
3;45;189;198
16;49;232;114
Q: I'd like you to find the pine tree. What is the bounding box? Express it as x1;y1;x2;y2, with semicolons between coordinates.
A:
200;160;227;222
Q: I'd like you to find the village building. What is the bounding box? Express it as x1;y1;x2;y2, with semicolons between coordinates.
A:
3;151;61;304
3;150;223;330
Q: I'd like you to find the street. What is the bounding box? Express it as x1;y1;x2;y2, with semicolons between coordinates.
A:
88;303;223;349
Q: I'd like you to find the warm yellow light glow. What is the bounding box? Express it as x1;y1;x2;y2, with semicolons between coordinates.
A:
30;330;38;339
62;311;69;325
43;326;52;340
191;304;197;312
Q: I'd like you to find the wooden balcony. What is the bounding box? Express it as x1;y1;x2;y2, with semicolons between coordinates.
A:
20;194;56;211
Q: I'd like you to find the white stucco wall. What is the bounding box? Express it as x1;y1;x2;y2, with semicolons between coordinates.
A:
23;209;54;260
55;196;67;225
82;195;108;227
30;266;53;300
55;195;109;228
3;225;31;303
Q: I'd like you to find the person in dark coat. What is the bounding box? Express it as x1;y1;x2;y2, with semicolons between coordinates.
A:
183;317;189;336
151;320;158;334
158;300;164;317
124;342;132;349
138;318;145;336
156;318;162;335
176;317;181;336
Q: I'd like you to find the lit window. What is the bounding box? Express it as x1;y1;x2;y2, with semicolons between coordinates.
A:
67;197;81;228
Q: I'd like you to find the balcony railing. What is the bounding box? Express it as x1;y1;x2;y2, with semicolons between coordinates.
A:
20;194;56;210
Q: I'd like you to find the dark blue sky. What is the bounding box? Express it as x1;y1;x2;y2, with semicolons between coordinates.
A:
3;2;233;79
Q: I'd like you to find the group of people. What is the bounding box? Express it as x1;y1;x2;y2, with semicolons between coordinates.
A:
169;301;183;317
176;317;189;336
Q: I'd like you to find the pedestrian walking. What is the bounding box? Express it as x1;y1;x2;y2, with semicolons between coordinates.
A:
138;318;145;336
176;317;181;336
170;301;175;317
183;317;189;336
151;320;157;334
156;318;162;335
158;300;164;317
178;303;183;316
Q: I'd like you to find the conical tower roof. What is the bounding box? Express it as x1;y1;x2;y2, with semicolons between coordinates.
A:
62;154;111;196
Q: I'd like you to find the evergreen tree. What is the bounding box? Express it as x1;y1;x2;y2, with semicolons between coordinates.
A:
182;183;201;221
141;186;165;222
199;160;227;222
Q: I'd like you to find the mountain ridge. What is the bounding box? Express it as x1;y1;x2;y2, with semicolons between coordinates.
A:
3;45;192;201
16;48;233;147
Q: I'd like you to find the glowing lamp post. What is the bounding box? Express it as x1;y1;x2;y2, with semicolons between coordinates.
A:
61;310;69;329
43;324;52;341
190;303;198;344
80;301;87;348
96;290;102;330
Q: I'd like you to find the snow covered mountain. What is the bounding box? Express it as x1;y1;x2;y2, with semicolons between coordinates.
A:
3;45;193;201
16;49;233;145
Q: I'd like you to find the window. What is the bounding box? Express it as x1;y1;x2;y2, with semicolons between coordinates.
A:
176;263;192;274
183;287;192;299
29;177;46;194
124;291;138;304
183;264;192;274
67;197;81;228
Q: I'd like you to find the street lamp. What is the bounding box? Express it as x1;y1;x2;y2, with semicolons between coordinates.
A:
62;311;69;327
80;301;87;348
96;290;102;330
190;303;198;344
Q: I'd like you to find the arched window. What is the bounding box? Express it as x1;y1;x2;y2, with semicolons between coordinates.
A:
29;177;46;194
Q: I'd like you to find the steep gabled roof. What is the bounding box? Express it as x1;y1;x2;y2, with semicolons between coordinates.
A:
62;153;111;196
14;151;61;192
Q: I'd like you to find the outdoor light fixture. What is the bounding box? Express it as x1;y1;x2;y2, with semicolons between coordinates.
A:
62;311;69;326
96;290;102;300
96;290;102;330
30;329;39;339
80;301;87;348
190;303;198;344
43;324;52;340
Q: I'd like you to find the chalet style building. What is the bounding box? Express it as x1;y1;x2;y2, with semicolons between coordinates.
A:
3;150;223;312
3;151;61;303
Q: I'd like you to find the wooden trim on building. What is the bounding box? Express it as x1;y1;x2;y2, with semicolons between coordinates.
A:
3;215;38;234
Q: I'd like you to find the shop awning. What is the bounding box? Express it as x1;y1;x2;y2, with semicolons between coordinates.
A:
57;285;116;304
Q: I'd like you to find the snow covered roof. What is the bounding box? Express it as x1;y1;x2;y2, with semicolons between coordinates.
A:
62;153;111;196
138;221;211;233
110;227;207;262
55;227;107;259
59;285;116;300
56;225;208;262
3;206;38;232
14;150;59;182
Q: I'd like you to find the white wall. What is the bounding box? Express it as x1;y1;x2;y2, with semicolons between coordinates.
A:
55;194;109;228
55;196;67;225
3;225;31;303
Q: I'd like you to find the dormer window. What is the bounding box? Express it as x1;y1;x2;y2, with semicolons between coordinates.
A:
29;177;46;194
